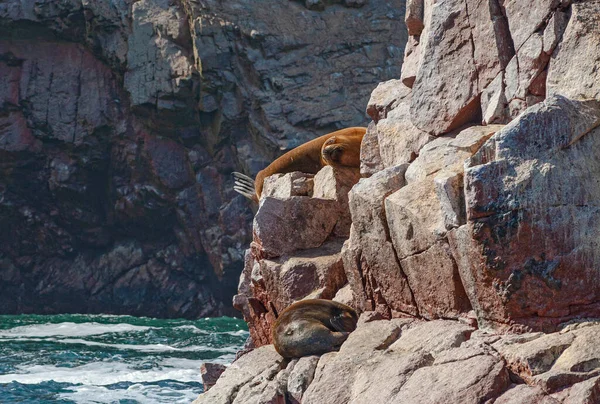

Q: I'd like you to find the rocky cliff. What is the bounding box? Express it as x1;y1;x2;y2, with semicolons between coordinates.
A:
204;0;600;402
196;317;600;403
0;0;407;317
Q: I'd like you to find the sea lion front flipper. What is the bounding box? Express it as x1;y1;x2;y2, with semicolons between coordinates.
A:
329;331;351;348
233;171;255;183
329;313;357;333
233;180;255;195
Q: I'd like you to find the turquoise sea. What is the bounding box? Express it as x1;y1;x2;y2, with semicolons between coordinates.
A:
0;314;248;403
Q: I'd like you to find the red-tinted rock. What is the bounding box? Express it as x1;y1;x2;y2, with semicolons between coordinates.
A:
453;96;600;332
0;112;41;153
409;0;482;135
375;88;433;168
260;240;347;314
201;362;227;392
342;165;418;316
405;0;424;36
253;196;339;258
193;345;284;404
489;384;557;404
262;172;314;199
383;126;500;320
198;320;600;404
366;79;410;123
359;122;384;177
313;166;361;237
142;133;195;190
235;239;348;347
547;1;600;100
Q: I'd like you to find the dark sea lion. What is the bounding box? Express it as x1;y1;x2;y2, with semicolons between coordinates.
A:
233;127;366;202
272;299;358;359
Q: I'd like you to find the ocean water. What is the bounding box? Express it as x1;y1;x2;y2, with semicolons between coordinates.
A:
0;314;248;404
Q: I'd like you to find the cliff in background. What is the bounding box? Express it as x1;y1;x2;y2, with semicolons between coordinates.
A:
0;0;407;317
205;0;600;402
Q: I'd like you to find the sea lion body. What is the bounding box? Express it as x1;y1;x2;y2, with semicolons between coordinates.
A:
234;127;366;202
272;299;358;359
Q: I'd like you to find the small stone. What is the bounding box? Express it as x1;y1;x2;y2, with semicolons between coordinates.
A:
287;356;320;402
200;362;227;392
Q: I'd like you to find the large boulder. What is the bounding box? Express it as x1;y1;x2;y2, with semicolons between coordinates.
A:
253;166;361;258
450;95;600;332
382;125;502;319
409;0;511;135
253;196;340;258
342;165;418;317
547;0;600;100
259;239;348;314
192;345;285;404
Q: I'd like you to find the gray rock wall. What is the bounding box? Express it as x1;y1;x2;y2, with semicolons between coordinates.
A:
0;0;407;317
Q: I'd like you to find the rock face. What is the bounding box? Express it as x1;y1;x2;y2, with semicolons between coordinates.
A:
196;317;600;404
346;0;600;333
233;0;600;353
343;164;418;317
209;1;600;402
234;168;360;346
453;95;600;332
547;1;600;101
0;0;407;316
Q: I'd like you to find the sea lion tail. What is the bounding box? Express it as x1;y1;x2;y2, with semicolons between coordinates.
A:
233;172;258;202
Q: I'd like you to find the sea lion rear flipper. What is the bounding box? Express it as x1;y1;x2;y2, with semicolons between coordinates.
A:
233;186;256;200
232;172;257;201
233;172;255;183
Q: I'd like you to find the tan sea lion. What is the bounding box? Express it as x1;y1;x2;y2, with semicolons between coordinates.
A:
233;127;366;202
272;299;358;359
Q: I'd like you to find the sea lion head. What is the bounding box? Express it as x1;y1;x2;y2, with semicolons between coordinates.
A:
320;133;363;168
321;136;347;166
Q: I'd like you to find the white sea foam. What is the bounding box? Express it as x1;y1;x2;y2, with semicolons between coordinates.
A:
173;325;249;337
0;322;153;338
0;337;240;353
0;317;246;403
0;358;207;385
54;338;240;353
223;329;250;337
58;383;202;404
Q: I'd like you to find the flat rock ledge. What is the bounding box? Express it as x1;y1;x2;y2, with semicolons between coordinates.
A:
194;318;600;404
